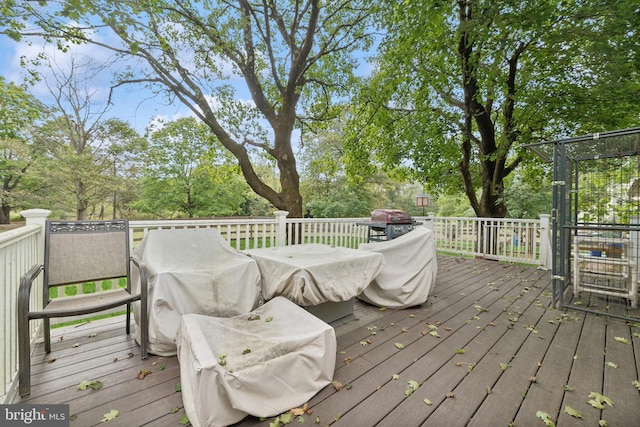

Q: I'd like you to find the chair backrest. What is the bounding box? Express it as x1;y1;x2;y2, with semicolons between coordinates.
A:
44;220;131;288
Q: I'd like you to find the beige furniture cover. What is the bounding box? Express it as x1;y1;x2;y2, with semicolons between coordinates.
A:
244;244;384;306
132;228;261;356
177;296;337;427
357;226;437;308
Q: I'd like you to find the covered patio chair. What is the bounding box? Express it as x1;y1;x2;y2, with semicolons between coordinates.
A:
18;219;148;397
357;226;437;309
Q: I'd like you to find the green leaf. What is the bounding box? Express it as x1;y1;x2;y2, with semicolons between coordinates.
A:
243;349;252;355
500;363;510;371
588;392;614;407
405;380;420;396
606;362;617;368
564;406;583;419
424;398;432;405
455;348;465;354
633;380;640;390
280;413;293;424
588;399;605;409
265;316;273;322
179;415;189;425
78;380;103;391
392;374;400;380
101;409;119;422
394;342;404;349
563;385;574;391
429;331;440;338
536;411;555;427
599;420;608;427
614;336;631;345
175;382;182;392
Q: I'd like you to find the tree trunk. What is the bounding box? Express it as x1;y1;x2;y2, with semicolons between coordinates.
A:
0;204;10;224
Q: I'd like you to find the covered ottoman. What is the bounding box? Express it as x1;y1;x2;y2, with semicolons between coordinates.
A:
176;296;337;427
357;226;437;308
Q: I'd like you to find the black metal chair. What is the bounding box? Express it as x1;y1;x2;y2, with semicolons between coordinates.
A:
18;219;148;397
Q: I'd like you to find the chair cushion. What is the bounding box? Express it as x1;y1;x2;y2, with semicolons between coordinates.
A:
176;296;336;427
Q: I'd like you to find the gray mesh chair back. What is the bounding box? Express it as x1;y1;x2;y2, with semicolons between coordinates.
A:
18;220;148;397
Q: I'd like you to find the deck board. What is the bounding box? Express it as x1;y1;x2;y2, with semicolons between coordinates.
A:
12;255;640;427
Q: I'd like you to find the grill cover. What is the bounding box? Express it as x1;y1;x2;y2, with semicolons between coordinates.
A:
371;209;412;223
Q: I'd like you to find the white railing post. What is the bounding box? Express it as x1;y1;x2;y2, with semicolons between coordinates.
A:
274;211;289;247
539;214;552;270
425;212;436;231
20;209;51;266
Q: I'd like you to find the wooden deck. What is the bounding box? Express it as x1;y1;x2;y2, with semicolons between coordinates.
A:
13;256;640;426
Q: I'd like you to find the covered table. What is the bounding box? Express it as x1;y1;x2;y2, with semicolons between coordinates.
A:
132;228;261;356
357;226;437;309
176;296;336;427
244;244;384;321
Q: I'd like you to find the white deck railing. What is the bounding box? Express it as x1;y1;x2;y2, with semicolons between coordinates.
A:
0;209;550;402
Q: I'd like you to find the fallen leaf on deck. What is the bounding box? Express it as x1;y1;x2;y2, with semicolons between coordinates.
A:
535;411;555;427
394;342;404;349
101;409;119;423
137;369;152;380
564;406;583;419
614;336;630;345
73;343;81;348
588;392;614;408
332;380;343;391
290;404;308;416
78;380;103;391
175;382;182;392
178;415;189;425
343;357;351;364
405;380;419;397
47;359;57;364
446;391;455;398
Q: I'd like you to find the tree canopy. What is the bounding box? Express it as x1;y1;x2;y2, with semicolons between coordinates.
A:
346;0;640;218
3;0;376;218
0;77;44;223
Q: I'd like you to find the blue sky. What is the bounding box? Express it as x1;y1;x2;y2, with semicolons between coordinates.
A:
1;29;375;139
0;34;196;135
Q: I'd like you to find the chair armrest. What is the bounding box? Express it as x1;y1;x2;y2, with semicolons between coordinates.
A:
18;264;44;316
130;253;148;297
